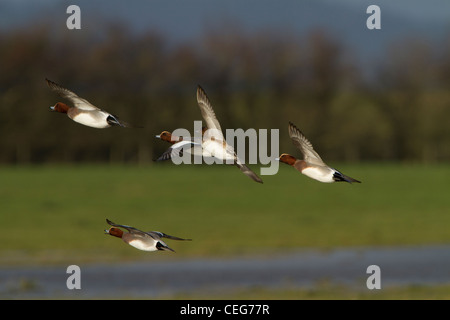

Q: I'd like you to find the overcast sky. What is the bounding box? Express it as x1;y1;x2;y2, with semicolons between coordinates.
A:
1;0;449;66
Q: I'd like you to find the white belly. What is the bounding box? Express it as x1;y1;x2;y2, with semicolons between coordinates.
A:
301;167;334;183
127;239;157;251
202;140;235;164
72;112;110;129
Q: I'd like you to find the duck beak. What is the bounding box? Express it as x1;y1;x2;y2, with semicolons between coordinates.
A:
275;157;280;161
49;105;55;111
104;229;110;234
155;135;161;139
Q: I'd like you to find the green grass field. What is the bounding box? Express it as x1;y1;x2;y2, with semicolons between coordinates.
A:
1;163;449;265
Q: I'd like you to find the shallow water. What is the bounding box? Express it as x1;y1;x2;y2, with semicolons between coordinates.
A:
1;245;449;299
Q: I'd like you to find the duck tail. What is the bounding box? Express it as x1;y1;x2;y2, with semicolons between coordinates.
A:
156;241;175;252
333;171;361;184
106;115;142;128
235;163;263;184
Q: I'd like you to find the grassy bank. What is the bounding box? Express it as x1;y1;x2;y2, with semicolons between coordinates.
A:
0;163;449;264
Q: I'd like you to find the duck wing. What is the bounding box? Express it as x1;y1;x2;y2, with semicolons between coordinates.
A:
106;219;147;236
288;122;325;166
196;85;224;140
147;231;192;241
46;78;100;111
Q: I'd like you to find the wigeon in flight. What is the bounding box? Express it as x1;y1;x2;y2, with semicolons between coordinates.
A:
104;219;191;252
196;85;263;184
156;131;183;144
46;78;135;129
278;122;361;184
155;128;205;161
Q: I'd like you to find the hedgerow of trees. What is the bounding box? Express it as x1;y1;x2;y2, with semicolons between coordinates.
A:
0;25;449;164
